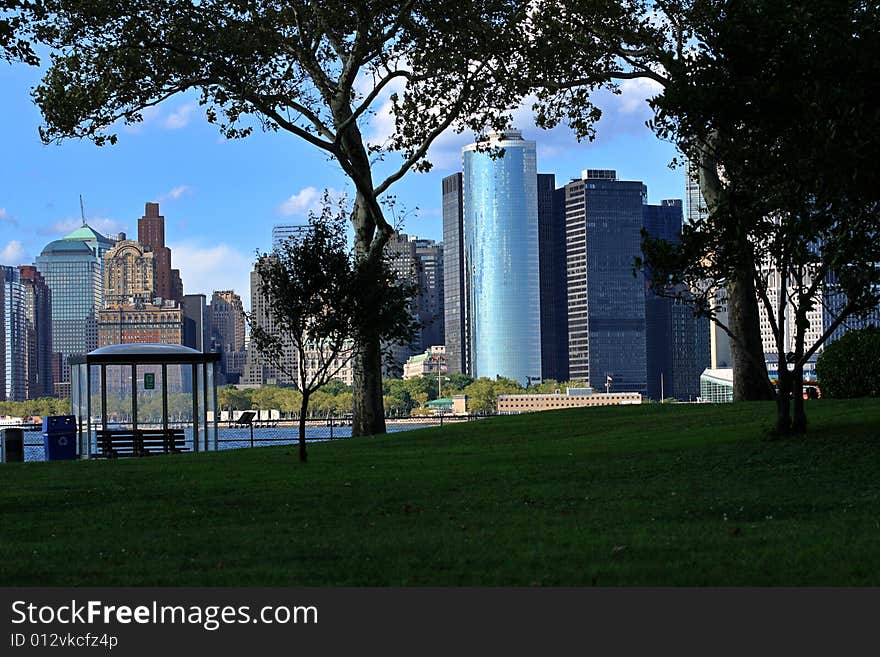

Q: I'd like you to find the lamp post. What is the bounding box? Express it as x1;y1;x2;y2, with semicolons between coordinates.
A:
434;352;448;398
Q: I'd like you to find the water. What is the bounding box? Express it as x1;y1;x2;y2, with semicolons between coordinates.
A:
15;422;438;462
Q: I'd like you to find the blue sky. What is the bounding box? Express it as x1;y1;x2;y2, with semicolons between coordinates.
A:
1;61;683;309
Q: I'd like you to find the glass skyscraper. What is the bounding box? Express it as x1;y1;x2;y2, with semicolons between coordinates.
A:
35;223;115;394
1;266;27;402
463;130;542;385
565;170;648;394
442;173;468;375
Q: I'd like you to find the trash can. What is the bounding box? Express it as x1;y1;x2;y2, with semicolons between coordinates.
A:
1;428;24;463
42;415;78;461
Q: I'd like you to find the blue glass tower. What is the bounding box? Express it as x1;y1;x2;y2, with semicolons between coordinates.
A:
35;223;115;395
463;131;542;385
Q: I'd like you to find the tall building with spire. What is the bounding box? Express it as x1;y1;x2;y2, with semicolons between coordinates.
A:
35;222;115;396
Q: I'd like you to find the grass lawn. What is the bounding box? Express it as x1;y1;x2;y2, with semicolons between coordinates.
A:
1;400;878;586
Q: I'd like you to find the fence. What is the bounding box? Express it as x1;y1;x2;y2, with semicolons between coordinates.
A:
2;415;487;462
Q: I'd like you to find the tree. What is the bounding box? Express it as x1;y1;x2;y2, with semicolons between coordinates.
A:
461;377;523;414
10;0;538;437
641;0;880;434
816;327;880;399
248;198;417;462
0;1;35;63
528;0;774;401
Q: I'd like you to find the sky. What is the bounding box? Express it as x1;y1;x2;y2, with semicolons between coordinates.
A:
0;61;684;310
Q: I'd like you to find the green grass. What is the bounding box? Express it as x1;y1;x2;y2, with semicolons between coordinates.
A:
1;400;879;585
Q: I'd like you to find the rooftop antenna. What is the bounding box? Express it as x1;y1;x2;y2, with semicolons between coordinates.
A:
79;195;86;226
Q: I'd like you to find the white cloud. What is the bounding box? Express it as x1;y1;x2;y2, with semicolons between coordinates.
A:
157;185;192;202
170;241;253;311
0;240;24;264
0;208;17;227
162;103;197;130
277;186;345;217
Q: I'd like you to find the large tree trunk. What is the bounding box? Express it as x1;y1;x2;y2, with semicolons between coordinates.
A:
348;192;391;438
696;145;774;402
728;269;775;402
352;328;387;437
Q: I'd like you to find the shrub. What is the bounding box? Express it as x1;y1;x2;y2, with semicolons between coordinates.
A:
815;326;880;398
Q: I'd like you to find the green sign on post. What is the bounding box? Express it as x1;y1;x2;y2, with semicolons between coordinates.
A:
144;372;155;390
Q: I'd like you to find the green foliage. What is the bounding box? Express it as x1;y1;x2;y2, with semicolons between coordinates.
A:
0;397;70;419
816;327;880;398
461;377;523;414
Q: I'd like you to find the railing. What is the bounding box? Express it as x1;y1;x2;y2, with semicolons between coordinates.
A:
1;414;488;462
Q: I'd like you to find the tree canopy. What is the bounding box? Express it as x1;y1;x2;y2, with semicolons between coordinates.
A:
640;0;880;433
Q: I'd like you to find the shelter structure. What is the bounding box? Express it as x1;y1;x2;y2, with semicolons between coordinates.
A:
70;344;220;457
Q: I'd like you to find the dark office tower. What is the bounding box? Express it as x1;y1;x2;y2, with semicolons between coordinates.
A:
138;202;182;302
643;199;710;400
210;290;246;382
182;294;209;352
442;172;469;375
538;173;569;382
413;239;444;351
18;266;53;399
1;266;27;402
565;169;648;393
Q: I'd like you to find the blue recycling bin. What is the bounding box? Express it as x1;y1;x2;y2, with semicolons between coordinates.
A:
42;415;78;461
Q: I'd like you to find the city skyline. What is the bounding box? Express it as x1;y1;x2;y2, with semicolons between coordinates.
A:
0;61;683;309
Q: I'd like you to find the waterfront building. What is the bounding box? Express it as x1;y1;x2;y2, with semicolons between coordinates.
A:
643;199;710;400
35;222;115;395
384;233;420;373
565;169;647;394
242;257;297;386
463;130;542;386
402;345;446;380
442;172;469;375
138;202;182;302
210;290;246;382
686;159;730;369
97;301;183;347
0;266;27;401
497;389;642;414
538;173;568;382
103;238;156;307
413;238;444;352
18;266;53;398
182;293;210;352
